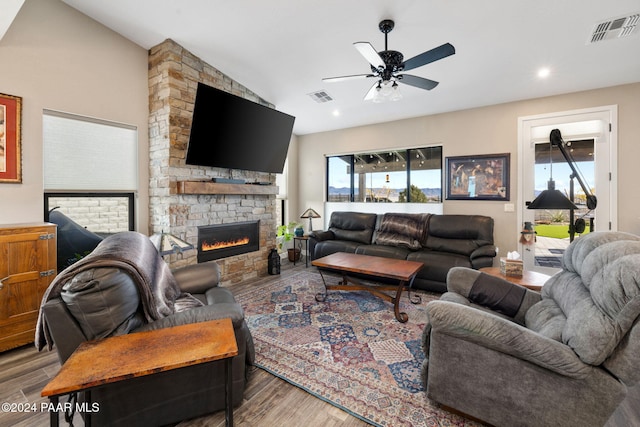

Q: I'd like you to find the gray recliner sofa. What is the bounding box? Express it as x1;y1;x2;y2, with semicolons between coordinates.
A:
309;211;496;292
37;231;255;426
422;231;640;427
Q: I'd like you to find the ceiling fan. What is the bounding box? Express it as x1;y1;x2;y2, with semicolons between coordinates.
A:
323;19;455;101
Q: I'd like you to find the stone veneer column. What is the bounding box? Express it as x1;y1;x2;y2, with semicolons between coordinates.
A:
148;39;277;284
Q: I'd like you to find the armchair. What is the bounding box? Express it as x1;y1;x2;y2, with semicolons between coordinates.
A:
422;231;640;427
38;231;255;426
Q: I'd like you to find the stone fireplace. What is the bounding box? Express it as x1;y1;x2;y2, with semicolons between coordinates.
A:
197;221;260;263
148;39;278;284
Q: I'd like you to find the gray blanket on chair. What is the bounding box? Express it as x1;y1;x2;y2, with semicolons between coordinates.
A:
35;231;203;351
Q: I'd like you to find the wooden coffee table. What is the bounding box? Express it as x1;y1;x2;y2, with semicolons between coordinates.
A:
480;267;550;291
41;318;238;427
312;252;424;323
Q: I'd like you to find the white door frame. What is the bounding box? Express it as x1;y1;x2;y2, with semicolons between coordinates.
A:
517;105;618;273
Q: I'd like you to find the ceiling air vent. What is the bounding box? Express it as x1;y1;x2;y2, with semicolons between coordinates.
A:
588;13;639;44
308;90;334;103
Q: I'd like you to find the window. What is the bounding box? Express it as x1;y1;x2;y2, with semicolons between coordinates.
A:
327;147;442;203
43;110;138;233
327;155;353;202
44;193;135;234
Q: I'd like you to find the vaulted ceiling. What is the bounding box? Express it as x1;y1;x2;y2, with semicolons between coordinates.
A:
28;1;640;134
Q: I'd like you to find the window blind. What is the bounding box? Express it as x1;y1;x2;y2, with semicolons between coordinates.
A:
43;110;138;191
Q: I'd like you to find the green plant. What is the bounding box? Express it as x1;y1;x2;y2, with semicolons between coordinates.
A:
549;210;567;223
276;222;300;251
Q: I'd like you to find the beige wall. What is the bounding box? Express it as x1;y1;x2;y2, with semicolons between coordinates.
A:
296;83;640;258
0;0;149;231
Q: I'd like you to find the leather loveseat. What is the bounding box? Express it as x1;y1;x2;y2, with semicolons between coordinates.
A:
309;211;496;293
37;231;255;426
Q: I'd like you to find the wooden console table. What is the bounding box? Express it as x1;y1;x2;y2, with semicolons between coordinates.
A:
41;318;238;427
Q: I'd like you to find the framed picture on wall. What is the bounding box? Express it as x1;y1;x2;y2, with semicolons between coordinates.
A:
0;93;22;183
446;153;510;201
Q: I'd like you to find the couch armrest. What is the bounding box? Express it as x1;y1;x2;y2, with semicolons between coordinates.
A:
308;230;334;242
446;267;541;322
470;245;497;260
173;262;220;294
133;302;245;332
426;300;591;378
41;298;88;363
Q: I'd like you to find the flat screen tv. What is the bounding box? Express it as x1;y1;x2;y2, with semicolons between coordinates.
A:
186;82;295;174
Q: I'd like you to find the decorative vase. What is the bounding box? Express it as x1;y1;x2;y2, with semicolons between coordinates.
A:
294;227;304;237
287;248;301;262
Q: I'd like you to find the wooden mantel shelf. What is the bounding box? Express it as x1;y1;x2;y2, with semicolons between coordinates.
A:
176;181;278;195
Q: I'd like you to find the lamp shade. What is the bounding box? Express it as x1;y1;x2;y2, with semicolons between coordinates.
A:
527;180;578;210
300;208;321;232
149;232;194;256
300;208;321;219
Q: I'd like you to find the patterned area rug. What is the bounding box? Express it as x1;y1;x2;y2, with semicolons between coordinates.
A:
236;270;480;427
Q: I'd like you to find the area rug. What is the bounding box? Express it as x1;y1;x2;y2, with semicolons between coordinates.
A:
236;270;480;427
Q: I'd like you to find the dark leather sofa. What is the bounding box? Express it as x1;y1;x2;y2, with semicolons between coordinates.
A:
309;211;496;293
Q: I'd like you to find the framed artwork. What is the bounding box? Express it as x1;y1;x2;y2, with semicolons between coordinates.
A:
0;93;22;183
446;153;510;200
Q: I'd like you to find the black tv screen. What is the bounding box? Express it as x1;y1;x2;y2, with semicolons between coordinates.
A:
186;82;295;174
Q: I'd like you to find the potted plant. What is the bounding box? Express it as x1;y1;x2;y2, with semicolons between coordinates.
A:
276;222;302;261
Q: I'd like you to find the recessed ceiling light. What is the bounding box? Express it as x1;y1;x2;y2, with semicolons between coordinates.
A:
332;109;340;117
538;67;551;78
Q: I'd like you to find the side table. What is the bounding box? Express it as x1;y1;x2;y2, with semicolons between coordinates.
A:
293;235;309;267
479;267;550;292
41;318;238;427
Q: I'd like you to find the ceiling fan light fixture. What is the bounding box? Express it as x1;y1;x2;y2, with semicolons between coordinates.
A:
390;81;402;101
371;79;402;103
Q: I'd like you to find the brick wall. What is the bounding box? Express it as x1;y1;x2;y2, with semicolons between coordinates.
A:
49;196;130;234
148;39;278;284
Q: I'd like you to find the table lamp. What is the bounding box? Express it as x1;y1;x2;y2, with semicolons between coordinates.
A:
149;231;194;256
300;208;321;232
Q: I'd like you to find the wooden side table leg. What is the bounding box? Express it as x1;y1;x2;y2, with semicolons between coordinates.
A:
225;358;233;427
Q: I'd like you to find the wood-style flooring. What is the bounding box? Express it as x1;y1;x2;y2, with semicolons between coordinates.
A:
1;263;638;426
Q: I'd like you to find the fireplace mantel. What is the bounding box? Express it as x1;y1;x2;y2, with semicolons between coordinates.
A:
176;181;278;195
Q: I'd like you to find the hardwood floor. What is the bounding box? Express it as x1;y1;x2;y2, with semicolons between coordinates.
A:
1;263;638;426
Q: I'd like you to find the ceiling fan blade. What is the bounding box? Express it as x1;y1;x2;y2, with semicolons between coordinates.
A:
322;74;375;83
353;42;385;69
398;74;439;90
364;81;380;101
401;43;455;71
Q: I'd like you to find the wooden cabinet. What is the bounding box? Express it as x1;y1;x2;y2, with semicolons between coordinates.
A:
0;223;57;352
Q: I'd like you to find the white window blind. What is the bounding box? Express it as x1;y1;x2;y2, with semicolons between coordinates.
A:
529;120;605;143
43;110;138;191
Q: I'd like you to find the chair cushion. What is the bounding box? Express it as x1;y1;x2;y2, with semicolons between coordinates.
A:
425;215;494;256
61;267;144;340
328;211;377;244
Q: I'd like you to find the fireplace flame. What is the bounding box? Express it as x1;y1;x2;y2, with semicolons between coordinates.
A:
201;237;250;251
